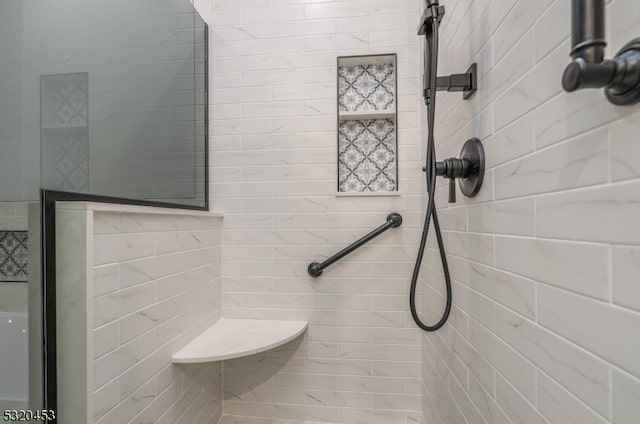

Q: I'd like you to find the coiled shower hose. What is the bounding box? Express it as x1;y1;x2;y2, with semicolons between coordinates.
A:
409;10;452;332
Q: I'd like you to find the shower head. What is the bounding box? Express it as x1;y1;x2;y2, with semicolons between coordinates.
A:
418;2;445;102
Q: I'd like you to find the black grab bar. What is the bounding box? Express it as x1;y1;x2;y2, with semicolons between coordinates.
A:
307;213;403;277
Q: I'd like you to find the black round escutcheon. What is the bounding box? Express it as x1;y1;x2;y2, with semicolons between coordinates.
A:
458;138;485;198
605;38;640;106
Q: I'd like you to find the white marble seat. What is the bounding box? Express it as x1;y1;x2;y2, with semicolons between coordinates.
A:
171;318;308;363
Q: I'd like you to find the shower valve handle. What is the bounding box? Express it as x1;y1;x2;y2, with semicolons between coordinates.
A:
448;178;457;203
435;158;469;204
431;138;486;204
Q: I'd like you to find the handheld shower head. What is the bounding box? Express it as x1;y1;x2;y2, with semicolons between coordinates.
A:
417;1;443;36
418;2;444;103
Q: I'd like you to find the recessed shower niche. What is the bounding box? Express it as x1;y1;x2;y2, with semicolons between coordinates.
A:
337;54;398;194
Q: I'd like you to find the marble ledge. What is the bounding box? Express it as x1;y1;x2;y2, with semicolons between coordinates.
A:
55;201;224;219
172;318;308;363
335;191;402;197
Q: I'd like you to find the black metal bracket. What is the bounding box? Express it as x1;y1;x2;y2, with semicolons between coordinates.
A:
562;0;640;105
436;63;478;100
308;213;402;278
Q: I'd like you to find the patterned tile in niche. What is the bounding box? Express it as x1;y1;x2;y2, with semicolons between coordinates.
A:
338;63;395;112
339;119;397;192
0;231;28;282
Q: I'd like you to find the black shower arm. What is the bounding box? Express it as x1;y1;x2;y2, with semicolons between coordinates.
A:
307;213;402;278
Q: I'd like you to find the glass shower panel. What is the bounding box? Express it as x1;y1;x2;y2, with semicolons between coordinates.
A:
25;0;207;207
0;0;207;418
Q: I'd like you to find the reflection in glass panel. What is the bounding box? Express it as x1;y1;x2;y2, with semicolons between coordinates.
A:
0;0;207;415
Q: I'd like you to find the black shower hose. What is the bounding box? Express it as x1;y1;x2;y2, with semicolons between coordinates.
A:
409;16;453;332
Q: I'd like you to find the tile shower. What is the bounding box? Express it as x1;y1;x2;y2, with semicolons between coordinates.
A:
204;0;640;423
1;0;640;424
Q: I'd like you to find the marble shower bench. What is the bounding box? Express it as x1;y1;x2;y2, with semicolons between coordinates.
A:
171;318;308;363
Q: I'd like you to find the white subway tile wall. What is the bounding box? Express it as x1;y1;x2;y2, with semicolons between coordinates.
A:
92;211;223;424
200;0;425;422
419;1;640;424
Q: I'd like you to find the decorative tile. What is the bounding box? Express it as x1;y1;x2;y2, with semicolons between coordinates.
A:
41;73;90;192
0;231;28;282
338;119;397;192
42;128;90;192
338;63;395;112
41;73;89;128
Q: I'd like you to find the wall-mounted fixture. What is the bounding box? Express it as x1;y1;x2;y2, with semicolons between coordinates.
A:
308;213;402;278
418;3;477;101
562;0;640;105
427;138;485;204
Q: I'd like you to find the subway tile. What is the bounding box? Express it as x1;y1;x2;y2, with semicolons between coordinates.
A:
483;113;535;169
449;376;486;424
495;237;609;301
371;393;421;411
476;30;535;110
93;264;119;297
93;213;120;235
338;343;405;361
493;0;554;62
535;88;633;149
453;282;495;331
468;198;535;236
93;331;156;390
467;261;536;320
468;375;512;424
495;306;610;417
118;214;181;233
93;380;118;422
274;404;337;422
449;328;494;393
242;5;304;24
494;127;609;200
494;40;566;131
534;0;571;61
613;246;640;313
93;321;119;359
495;374;548;424
469;319;537;402
536;180;640;245
445;231;494;266
338;376;405;394
94;282;156;327
611;110;640;181
613;369;640;424
305;1;369;20
93;234;155;265
306;390;371;408
609;0;640;49
537;372;608;424
119;254;183;289
538;284;640;378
